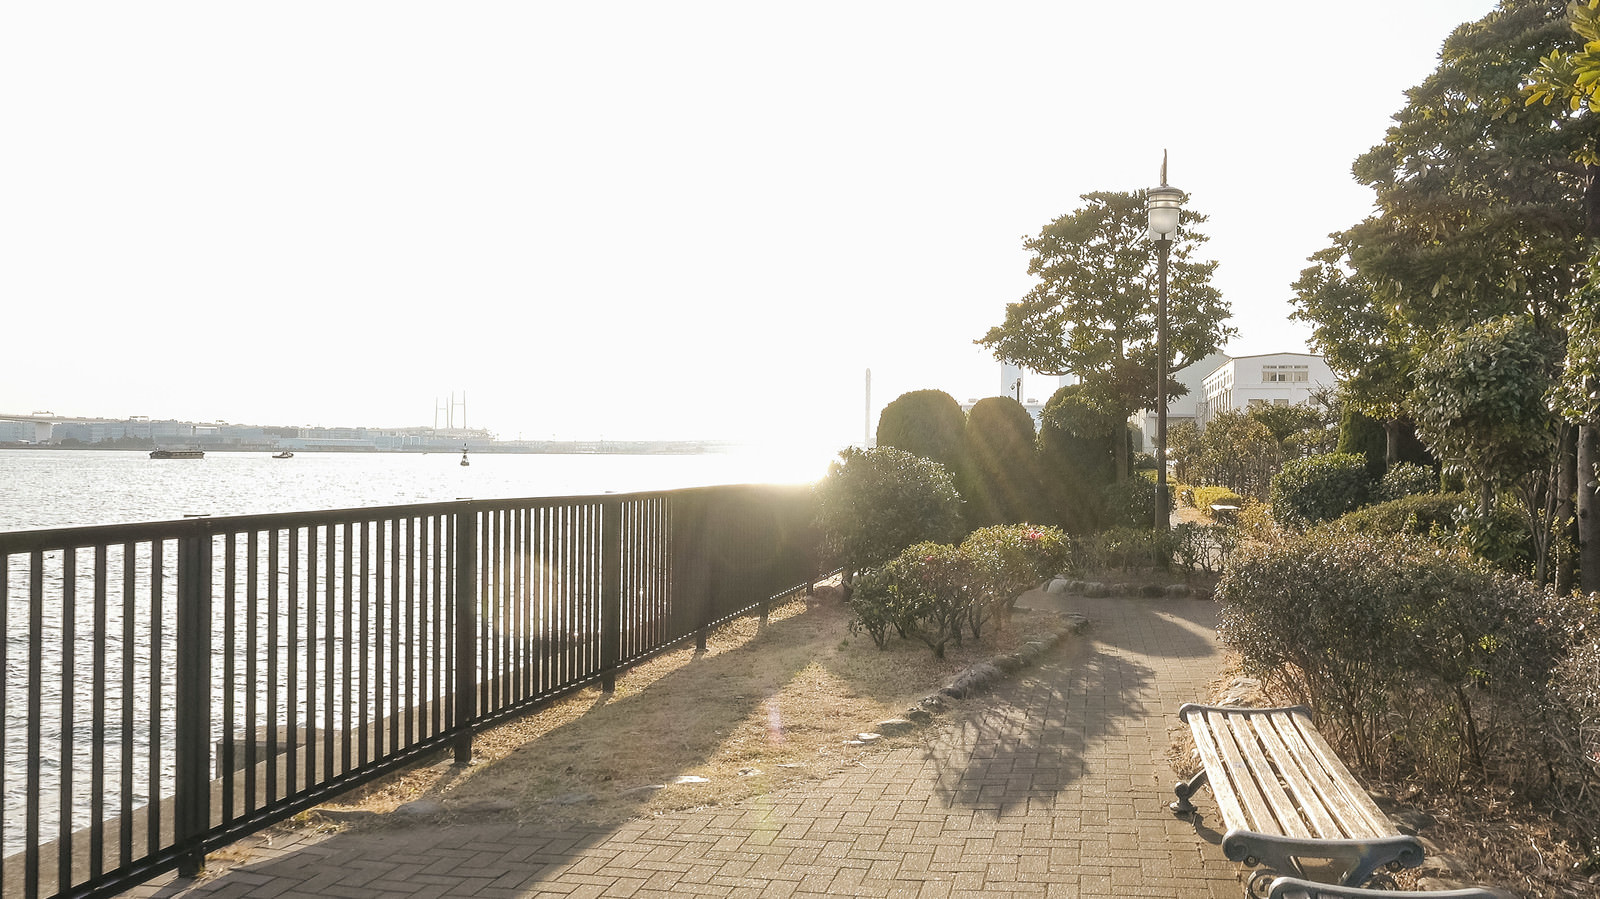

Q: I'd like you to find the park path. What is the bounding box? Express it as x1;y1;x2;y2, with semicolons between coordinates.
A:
119;592;1245;898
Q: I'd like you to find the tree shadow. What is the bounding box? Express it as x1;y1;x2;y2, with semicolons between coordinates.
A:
924;593;1221;821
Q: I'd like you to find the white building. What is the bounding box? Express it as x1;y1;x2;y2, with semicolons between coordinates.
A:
1198;353;1336;426
1133;351;1230;453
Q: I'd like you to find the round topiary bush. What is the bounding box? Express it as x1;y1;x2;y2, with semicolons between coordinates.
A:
1269;452;1374;529
813;446;966;587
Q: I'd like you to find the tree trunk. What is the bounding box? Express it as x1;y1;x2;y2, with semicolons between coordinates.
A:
1557;426;1577;594
1384;417;1404;468
1581;423;1600;592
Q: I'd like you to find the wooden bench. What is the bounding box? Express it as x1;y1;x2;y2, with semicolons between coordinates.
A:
1172;704;1425;893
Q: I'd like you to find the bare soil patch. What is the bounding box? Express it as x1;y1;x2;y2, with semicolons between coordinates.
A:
313;582;1073;830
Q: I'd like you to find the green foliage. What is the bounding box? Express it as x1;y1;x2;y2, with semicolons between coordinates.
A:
962;396;1040;527
1169;410;1279;500
1034;385;1115;532
1410;316;1561;495
875;390;968;473
1445;502;1537;578
813;446;966;579
960;525;1071;625
1099;475;1173;531
1217;528;1577;784
1270;452;1375;530
1553;266;1600;425
847;525;1071;657
978;189;1234;479
1379;462;1437;501
1331;492;1469;538
1170;522;1237;574
1189;485;1244;513
1078;527;1171;572
1337;406;1389;478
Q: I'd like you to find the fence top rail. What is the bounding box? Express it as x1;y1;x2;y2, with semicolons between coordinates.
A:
0;483;812;554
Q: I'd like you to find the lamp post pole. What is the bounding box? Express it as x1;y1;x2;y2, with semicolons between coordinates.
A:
1155;235;1170;534
1147;153;1184;536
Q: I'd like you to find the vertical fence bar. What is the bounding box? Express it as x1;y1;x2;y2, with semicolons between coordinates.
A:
452;505;477;765
601;499;621;692
175;528;213;878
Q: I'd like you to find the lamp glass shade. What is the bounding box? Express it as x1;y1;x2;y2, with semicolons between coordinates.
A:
1146;185;1184;240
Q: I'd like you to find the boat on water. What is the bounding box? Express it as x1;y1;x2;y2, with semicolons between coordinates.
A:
272;450;294;459
460;446;470;467
150;448;205;459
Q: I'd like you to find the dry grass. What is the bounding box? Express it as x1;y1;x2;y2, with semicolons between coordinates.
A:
314;582;1069;830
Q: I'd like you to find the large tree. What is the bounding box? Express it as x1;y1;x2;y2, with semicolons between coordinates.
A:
1294;0;1600;587
978;189;1233;480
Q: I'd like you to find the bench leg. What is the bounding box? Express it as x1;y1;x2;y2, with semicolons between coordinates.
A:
1171;769;1208;815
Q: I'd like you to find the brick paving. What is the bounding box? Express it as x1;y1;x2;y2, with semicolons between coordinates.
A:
119;593;1245;898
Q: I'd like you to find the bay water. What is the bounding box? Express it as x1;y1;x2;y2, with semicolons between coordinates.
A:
0;446;836;860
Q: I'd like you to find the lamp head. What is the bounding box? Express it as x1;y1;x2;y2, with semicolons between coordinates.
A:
1147;183;1184;241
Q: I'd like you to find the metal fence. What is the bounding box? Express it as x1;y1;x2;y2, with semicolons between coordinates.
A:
0;483;822;899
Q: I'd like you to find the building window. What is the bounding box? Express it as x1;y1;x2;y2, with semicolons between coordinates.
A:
1262;364;1309;383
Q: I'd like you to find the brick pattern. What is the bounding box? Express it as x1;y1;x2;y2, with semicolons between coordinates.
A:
119;595;1244;898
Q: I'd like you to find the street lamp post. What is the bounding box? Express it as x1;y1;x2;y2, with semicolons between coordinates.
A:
1147;153;1184;535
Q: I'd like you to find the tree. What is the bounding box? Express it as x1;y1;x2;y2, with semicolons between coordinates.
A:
1290;238;1419;465
1410;315;1565;581
1294;0;1600;587
1034;384;1119;532
875;390;967;474
813;446;966;595
977;190;1234;480
962;396;1040;527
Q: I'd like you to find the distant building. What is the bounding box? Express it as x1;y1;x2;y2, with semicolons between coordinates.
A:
1198;353;1336;426
0;418;52;443
964;367;1072;427
1132;351;1230;454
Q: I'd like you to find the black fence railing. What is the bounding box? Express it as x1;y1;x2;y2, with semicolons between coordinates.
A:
0;483;822;899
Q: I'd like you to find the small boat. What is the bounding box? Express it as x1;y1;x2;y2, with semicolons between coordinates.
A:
272;451;295;459
460;446;470;467
150;448;204;459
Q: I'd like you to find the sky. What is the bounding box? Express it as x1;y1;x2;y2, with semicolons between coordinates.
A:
1;1;1503;448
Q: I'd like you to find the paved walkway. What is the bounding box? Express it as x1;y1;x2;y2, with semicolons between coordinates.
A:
120;593;1245;898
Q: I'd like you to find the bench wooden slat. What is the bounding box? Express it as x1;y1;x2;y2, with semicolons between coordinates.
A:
1259;711;1369;839
1237;714;1318;840
1187;709;1250;833
1205;709;1280;836
1281;712;1397;838
1249;713;1345;840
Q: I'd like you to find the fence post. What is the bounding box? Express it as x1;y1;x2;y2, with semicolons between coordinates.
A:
453;505;477;766
174;525;213;878
600;498;621;692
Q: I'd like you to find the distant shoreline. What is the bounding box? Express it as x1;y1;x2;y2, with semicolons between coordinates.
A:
0;442;743;456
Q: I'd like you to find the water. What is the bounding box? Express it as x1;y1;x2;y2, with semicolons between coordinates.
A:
0;447;836;532
0;445;836;862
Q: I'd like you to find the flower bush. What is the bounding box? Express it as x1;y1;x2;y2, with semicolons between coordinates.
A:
847;524;1070;657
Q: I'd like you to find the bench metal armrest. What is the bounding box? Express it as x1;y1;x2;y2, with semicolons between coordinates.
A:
1267;874;1501;899
1223;829;1424;887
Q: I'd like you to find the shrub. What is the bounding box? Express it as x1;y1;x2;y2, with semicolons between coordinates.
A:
1190;485;1245;515
869;541;974;658
814;446;965;589
1379;462;1436;501
1100;476;1174;530
1170;522;1237;574
876;389;968;473
962;397;1040;527
1080;526;1171;571
1330;492;1466;538
1269;452;1374;529
1217;527;1576;786
1035;385;1119;532
961;525;1071;628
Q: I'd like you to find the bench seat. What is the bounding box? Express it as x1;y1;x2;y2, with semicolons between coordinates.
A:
1173;703;1424;889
